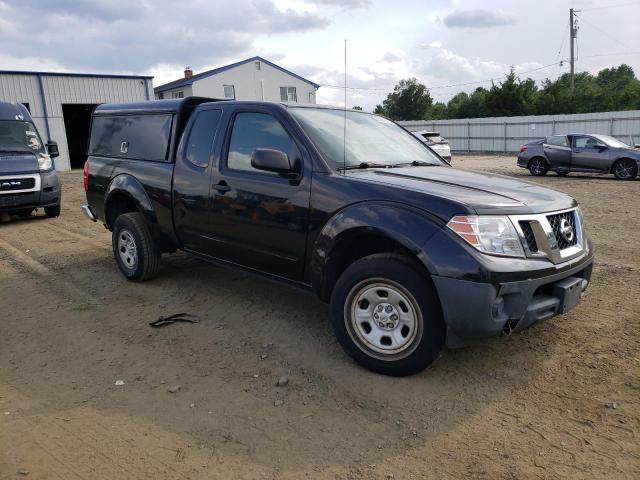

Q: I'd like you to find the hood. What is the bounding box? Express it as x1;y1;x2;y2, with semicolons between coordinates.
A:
346;166;576;215
0;151;40;175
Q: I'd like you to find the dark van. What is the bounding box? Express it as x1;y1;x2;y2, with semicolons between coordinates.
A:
0;101;61;219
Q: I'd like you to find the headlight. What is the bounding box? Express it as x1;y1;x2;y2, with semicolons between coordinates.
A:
38;153;52;171
447;215;525;257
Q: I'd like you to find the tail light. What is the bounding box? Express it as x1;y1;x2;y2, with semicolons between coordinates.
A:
83;161;89;192
519;145;527;153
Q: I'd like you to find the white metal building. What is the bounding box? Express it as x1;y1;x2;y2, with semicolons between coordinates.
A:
0;71;154;171
154;56;319;104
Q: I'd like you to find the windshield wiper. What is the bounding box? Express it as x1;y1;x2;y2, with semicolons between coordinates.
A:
338;162;392;171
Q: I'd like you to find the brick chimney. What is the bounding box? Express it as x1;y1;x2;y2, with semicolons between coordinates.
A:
184;67;193;79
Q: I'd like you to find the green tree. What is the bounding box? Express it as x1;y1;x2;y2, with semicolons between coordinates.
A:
484;68;538;116
429;102;448;119
380;78;433;120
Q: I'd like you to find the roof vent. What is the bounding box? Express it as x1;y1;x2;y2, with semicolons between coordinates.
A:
184;67;193;79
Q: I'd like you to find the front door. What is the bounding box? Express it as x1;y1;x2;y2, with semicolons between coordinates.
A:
571;135;611;172
205;108;312;281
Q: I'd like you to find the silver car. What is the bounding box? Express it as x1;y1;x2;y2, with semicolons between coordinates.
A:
412;130;452;163
517;133;640;180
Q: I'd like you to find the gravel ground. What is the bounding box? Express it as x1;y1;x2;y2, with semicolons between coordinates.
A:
0;155;638;479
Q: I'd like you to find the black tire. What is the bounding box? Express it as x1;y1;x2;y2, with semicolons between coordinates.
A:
17;209;34;218
612;158;637;180
112;212;160;282
556;171;570;176
330;254;445;376
44;205;61;218
528;157;548;176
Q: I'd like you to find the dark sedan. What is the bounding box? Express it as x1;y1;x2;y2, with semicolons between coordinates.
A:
517;133;640;180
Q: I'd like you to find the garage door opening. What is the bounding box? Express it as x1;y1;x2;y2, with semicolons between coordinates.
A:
62;104;97;169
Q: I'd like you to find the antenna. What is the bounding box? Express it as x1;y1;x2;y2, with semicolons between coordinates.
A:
343;38;347;174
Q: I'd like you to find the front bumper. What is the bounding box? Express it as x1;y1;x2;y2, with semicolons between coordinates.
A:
432;252;594;348
0;170;60;212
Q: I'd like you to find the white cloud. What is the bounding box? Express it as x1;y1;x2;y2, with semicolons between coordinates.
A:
443;9;517;29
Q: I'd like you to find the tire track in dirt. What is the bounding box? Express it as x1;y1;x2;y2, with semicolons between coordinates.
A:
0;237;90;303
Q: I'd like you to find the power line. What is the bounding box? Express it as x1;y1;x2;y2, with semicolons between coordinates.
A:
576;14;636;52
580;0;640;11
319;61;563;94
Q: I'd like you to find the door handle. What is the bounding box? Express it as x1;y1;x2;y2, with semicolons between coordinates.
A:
212;181;230;193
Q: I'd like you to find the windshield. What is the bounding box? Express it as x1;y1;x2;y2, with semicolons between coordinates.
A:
290;108;444;169
592;134;630;149
0;120;44;154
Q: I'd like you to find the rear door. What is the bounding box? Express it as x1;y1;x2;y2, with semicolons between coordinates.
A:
173;106;223;251
571;135;611;171
204;106;312;281
542;135;571;169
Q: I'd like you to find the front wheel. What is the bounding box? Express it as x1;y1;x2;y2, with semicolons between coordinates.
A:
44;205;60;218
613;158;637;180
112;212;160;282
330;254;445;376
528;158;548;176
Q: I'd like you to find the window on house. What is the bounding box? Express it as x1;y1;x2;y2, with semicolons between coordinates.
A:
223;85;235;99
280;87;297;102
254;61;261;70
171;91;184;99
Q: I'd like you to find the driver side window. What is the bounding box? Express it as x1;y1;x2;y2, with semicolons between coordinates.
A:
226;112;296;175
574;136;601;149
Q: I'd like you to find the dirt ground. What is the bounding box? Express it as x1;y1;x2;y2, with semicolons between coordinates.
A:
1;155;638;479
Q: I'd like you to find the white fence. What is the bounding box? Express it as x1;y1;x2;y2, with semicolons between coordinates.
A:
399;110;640;153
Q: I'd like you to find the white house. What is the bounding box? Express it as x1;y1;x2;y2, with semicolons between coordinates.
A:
154;56;319;104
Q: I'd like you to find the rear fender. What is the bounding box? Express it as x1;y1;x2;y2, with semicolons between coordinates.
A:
104;174;157;230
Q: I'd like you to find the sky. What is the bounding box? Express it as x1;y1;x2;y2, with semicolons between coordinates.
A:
1;0;639;111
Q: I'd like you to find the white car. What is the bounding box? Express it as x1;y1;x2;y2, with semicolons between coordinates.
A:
412;131;452;163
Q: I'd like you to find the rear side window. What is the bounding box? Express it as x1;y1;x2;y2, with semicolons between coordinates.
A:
184;109;222;167
546;135;569;147
89;114;172;161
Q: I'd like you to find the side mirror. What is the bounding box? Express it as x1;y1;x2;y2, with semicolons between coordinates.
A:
47;141;59;158
251;148;296;176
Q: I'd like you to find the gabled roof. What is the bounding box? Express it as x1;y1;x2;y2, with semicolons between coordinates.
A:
154;56;320;93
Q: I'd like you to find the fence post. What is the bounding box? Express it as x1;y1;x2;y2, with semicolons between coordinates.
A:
552;119;556;135
467;122;471;152
503;122;508;152
610;118;615;135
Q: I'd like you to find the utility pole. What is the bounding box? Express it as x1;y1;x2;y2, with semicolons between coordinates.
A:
569;8;579;91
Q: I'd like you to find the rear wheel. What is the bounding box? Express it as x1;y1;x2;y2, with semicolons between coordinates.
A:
528;157;548;176
613;158;637;180
330;254;445;376
112;212;160;281
44;205;61;218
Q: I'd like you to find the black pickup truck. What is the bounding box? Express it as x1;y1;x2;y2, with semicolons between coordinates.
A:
83;97;594;376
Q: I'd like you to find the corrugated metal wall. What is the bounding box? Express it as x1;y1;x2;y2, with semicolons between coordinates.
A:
0;73;153;170
399;110;640;153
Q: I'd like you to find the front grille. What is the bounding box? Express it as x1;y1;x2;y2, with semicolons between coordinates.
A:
0;177;35;192
519;221;538;252
547;211;578;249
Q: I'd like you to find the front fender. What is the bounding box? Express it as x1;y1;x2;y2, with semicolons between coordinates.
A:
104;174;157;229
310;201;443;298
